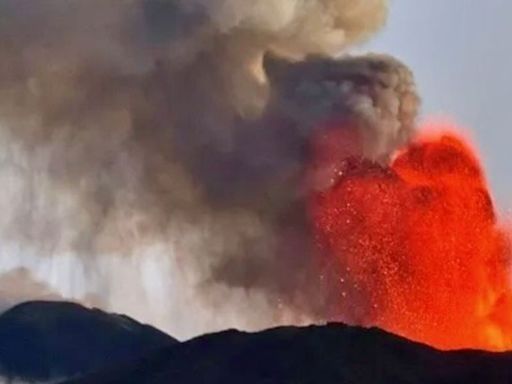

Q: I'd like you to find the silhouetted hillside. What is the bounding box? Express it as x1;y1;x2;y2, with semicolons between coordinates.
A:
68;323;512;384
1;300;512;384
0;301;177;382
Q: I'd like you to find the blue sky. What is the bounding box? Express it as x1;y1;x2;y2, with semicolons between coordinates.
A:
363;0;512;206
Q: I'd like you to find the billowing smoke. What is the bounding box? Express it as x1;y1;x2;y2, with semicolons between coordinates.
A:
0;0;419;337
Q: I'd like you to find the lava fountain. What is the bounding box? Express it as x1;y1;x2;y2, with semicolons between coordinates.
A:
309;122;512;351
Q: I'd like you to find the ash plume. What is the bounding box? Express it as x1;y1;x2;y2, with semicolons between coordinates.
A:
0;0;419;337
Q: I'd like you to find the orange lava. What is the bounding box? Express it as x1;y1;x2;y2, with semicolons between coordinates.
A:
309;123;512;351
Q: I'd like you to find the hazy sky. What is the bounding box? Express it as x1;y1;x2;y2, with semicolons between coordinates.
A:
364;0;512;206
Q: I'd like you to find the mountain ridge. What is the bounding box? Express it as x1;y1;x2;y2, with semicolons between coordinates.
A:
0;301;177;382
67;321;512;384
0;300;511;383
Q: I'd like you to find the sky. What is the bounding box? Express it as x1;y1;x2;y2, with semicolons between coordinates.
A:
364;0;512;207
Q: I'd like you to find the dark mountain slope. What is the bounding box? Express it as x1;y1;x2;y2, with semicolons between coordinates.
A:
68;323;512;384
1;300;511;384
0;301;177;382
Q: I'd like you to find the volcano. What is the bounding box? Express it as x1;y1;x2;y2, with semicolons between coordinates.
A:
0;301;511;384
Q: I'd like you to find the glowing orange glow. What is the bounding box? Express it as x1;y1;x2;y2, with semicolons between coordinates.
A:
309;123;512;351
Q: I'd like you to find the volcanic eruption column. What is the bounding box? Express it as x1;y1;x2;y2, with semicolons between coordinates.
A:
0;0;511;350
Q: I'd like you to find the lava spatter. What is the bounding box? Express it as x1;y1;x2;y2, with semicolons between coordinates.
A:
310;123;512;351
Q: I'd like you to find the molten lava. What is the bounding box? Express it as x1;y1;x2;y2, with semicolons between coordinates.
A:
310;123;512;351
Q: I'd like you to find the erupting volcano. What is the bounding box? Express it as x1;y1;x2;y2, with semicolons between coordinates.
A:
310;122;512;351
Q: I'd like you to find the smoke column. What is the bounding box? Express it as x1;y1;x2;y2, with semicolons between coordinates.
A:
0;0;423;337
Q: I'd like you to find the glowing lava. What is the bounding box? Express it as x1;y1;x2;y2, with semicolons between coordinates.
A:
310;123;512;351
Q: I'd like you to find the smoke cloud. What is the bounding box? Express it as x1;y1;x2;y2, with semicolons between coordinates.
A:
0;0;419;337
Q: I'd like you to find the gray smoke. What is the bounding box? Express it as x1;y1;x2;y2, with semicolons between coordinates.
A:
0;0;419;337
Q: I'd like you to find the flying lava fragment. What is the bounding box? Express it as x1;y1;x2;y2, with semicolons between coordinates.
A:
309;122;512;351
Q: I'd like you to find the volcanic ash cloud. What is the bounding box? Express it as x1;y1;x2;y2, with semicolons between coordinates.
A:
0;0;420;337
